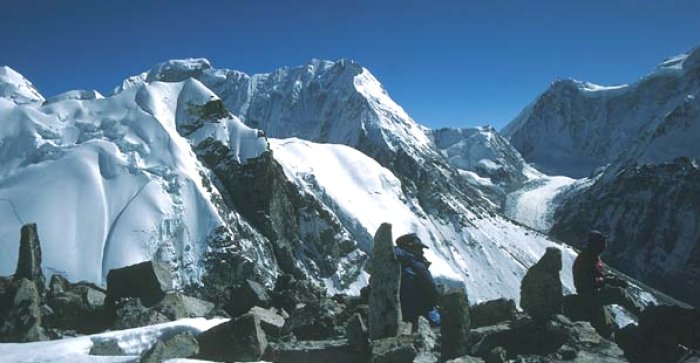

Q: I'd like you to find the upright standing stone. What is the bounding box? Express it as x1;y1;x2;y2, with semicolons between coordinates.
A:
520;247;563;322
14;224;45;292
440;289;471;360
368;223;402;340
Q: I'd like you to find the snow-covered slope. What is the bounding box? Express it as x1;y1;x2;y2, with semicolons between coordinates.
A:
503;47;700;178
271;138;578;303
0;74;276;289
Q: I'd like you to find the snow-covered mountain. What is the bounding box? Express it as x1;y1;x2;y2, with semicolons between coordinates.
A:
502;47;700;307
0;60;592;307
0;73;282;293
503;47;700;178
429;126;530;206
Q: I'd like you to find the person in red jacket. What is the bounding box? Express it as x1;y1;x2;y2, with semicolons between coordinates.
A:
572;230;642;316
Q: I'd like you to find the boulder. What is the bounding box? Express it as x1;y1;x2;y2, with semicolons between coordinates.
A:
46;275;108;333
616;305;700;363
249;306;286;337
105;261;172;309
14;224;46;292
368;223;402;340
264;339;362;363
224;279;271;317
89;339;125;356
141;332;199;363
112;298;169;330
440;289;471;360
0;278;47;342
197;313;268;362
520;247;563;322
470;298;517;329
370;335;418;363
465;315;626;362
153;292;215;321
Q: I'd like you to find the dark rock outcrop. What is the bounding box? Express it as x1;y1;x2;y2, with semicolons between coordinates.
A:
440;289;471;360
520;247;563;322
368;223;402;340
112;298;169;330
470;298;517;329
282;297;343;340
106;261;172;309
197;313;268;362
45;274;108;334
347;313;369;353
616;305;700;363
141;332;199;363
224;279;271;317
14;224;46;292
0;278;47;342
370;335;418;363
465;315;626;362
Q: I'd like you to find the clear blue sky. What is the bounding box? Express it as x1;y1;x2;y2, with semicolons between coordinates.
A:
2;0;700;129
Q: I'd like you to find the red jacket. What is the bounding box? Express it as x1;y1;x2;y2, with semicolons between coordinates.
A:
573;247;605;293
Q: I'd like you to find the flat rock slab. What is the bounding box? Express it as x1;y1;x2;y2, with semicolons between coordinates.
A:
106;261;172;308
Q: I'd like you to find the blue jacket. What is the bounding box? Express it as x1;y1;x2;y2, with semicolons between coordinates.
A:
394;246;440;323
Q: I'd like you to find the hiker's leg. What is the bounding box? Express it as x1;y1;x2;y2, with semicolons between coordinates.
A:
596;286;642;315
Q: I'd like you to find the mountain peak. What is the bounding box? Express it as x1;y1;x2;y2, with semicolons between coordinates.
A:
0;66;44;104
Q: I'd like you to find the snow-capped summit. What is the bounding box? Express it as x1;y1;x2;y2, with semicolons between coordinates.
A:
0;66;45;104
503;46;700;178
116;58;435;164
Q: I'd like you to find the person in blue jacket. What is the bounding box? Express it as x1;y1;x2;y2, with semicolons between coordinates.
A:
394;233;441;326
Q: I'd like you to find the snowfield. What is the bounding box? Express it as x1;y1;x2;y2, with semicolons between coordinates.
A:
0;318;226;363
0;73;267;288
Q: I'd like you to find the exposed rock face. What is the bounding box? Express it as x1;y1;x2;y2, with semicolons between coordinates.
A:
440;289;471;360
141;332;199;363
470;298;517;329
45;274;108;334
194;139;363;288
105;261;172;309
551;158;700;307
520;247;563;322
14;224;45;292
0;278;46;342
197;313;268;362
368;223;402;340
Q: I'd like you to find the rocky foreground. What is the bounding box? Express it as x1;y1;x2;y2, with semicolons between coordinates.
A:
1;223;699;363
